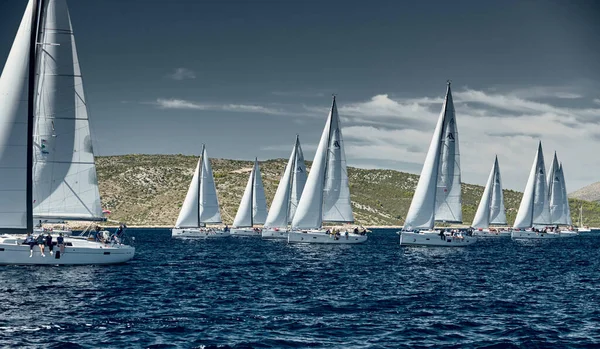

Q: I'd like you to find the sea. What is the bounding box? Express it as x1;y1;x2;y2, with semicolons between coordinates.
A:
1;228;599;348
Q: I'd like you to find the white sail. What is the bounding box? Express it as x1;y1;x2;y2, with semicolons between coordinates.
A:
199;146;221;223
264;139;296;228
0;0;34;231
289;137;307;223
559;163;572;226
293;97;353;229
252;159;268;225
513;142;550;228
175;159;201;228
322;98;354;223
472;156;506;228
32;0;103;221
233;159;267;227
404;82;458;230
547;153;566;224
489;157;507;225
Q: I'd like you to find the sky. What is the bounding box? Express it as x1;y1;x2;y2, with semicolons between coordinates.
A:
1;0;599;192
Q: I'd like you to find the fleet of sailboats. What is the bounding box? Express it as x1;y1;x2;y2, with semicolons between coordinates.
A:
399;82;477;247
231;158;268;236
172;145;228;239
0;0;135;264
262;136;307;239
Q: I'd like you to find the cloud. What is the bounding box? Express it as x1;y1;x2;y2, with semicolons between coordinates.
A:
166;68;196;80
155;98;282;115
594;98;600;105
507;86;583;100
271;90;327;98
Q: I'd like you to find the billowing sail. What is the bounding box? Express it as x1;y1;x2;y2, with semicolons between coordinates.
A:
513;142;550;228
0;0;34;231
175;159;201;228
264;136;306;228
252;160;268;224
559;164;572;226
199;147;221;223
233;159;267;227
322;98;354;223
293;96;353;229
289;137;307;223
547;153;567;224
32;0;103;221
404;82;460;230
472;156;506;228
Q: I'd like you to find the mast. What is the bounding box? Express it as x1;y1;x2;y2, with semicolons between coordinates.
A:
197;144;205;227
285;136;299;227
320;95;336;226
251;158;256;227
433;80;451;223
27;0;42;232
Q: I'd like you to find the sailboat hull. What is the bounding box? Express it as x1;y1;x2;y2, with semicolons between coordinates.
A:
230;228;262;237
577;228;592;233
510;230;560;239
288;230;368;244
261;228;289;239
0;235;134;265
472;229;511;237
399;231;477;247
171;228;230;239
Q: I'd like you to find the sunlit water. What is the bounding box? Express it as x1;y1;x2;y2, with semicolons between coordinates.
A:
1;229;599;348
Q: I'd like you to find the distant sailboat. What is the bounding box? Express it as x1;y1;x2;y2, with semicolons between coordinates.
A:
288;96;367;244
0;0;135;264
172;145;228;238
472;156;510;237
511;142;560;239
231;158;268;236
399;81;476;247
577;203;591;233
262;136;307;239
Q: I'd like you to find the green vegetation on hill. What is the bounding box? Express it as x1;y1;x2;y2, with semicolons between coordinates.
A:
95;155;600;227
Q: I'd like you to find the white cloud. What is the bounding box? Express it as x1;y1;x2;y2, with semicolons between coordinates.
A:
594;98;600;105
155;98;282;115
166;68;196;80
507;86;583;100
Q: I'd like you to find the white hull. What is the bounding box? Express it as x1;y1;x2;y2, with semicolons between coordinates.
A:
558;230;579;238
230;228;262;237
288;230;368;244
472;229;511;237
510;230;560;239
171;228;230;239
577;228;592;233
0;235;134;265
399;231;477;247
261;228;289;239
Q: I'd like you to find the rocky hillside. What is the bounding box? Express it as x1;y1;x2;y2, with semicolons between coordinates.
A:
569;181;600;202
95;155;600;227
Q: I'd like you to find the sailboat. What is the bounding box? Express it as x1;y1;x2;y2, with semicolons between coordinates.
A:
230;158;268;236
577;204;591;233
0;0;135;264
510;142;560;239
288;96;367;244
547;156;577;237
399;82;477;247
262;136;307;239
472;156;510;237
172;145;228;238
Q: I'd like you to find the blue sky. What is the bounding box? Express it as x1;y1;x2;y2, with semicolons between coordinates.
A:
1;0;599;191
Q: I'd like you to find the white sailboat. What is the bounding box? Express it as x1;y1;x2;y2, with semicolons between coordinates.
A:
472;156;510;237
547;157;577;237
172;145;228;238
289;96;367;244
511;142;559;239
399;82;476;247
0;0;135;264
262;136;307;239
577;204;591;233
231;158;268;236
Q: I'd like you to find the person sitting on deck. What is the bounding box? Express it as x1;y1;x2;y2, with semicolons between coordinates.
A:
36;233;45;257
224;225;229;232
45;233;53;256
353;227;359;235
24;232;35;257
57;233;65;255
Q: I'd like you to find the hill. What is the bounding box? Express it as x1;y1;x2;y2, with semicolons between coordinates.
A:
569;181;600;203
95;155;600;227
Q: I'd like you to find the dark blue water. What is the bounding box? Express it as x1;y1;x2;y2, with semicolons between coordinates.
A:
1;229;600;348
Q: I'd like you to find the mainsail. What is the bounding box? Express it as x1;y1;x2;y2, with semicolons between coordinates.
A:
472;156;506;228
559;163;572;226
264;136;307;228
32;0;103;221
513;142;551;229
292;96;354;230
0;0;35;231
547;152;568;224
404;82;462;230
175;145;221;228
233;159;268;227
